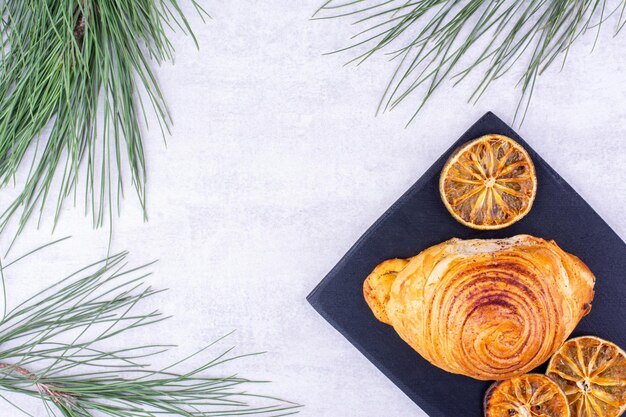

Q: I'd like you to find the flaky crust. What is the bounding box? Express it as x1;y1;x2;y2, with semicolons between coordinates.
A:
364;235;595;380
363;258;410;325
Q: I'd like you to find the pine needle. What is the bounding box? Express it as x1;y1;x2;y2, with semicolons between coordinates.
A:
315;0;625;125
0;244;300;416
0;0;208;239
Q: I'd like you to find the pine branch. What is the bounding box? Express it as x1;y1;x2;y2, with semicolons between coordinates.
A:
0;0;208;240
0;244;300;416
315;0;626;125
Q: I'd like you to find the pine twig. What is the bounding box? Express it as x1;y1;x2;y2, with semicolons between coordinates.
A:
315;0;626;125
0;0;209;240
0;363;77;409
0;243;300;416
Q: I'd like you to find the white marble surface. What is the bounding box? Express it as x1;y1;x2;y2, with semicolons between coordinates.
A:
1;2;626;416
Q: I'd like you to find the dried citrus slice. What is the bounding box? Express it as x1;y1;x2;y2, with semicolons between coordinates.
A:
484;374;570;417
440;134;536;230
546;336;626;417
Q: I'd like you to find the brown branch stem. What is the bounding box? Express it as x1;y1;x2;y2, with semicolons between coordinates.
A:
74;13;85;43
0;362;76;407
0;362;37;379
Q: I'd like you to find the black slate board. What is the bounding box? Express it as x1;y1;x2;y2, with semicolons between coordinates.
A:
306;112;626;417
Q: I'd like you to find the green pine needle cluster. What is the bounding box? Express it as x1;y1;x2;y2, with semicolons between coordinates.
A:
315;0;626;124
0;240;300;416
0;0;206;239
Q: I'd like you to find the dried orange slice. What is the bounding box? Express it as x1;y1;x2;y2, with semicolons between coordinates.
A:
440;134;536;230
546;336;626;417
484;374;570;417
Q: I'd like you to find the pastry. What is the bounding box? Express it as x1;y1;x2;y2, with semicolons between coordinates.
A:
364;235;595;380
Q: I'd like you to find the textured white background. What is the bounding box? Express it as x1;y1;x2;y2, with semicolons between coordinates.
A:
1;1;626;416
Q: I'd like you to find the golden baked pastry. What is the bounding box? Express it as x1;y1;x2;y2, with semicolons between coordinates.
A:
363;235;595;380
484;374;570;417
440;134;537;230
546;336;626;417
363;258;409;324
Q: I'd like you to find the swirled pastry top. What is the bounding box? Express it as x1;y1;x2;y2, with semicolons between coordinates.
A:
364;235;595;381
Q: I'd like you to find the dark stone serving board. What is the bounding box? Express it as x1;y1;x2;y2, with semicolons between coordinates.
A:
307;112;626;417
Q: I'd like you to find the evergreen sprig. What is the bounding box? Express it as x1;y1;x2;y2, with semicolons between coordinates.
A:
315;0;626;124
0;241;300;416
0;0;207;239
